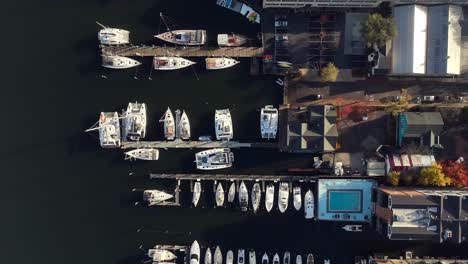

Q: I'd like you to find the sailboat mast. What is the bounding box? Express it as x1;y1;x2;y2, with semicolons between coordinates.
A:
159;12;175;36
96;21;107;29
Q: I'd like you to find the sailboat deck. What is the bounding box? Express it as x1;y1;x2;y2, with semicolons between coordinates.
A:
102;45;264;57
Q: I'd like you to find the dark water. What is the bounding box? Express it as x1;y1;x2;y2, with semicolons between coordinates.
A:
2;1;467;264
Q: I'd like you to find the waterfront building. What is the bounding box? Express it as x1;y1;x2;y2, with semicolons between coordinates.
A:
384;154;435;175
263;0;468;8
374;187;468;244
396;112;444;148
317;179;376;222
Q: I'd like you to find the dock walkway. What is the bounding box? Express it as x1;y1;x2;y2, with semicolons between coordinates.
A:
149;173;316;182
121;140;277;149
102;45;264;58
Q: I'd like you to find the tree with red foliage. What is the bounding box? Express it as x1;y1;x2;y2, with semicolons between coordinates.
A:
442;161;468;188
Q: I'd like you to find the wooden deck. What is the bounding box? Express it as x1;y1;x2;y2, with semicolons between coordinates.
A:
149;173;317;182
101;45;264;58
121;139;277;149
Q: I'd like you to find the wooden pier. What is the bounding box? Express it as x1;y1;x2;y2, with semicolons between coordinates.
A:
121;140;277;149
102;45;265;58
149;173;317;182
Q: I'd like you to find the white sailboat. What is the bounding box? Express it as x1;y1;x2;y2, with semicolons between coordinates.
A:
206;57;240;70
278;182;289;213
238;249;245;264
228;182;236;203
215;182;225;207
154;56;196;70
261;254;268;264
342;225;363;232
102;55;141;69
143;190;173;206
192;181;201;207
293;187;302;211
178;110;191;140
260;105;278;139
304;190;315;219
148;249;177;262
195;148;234;170
296;255;302;264
206;248;213;264
251;183;261;213
123;102;146;141
217;34;247;47
155;30;207;46
249;251;256;264
306;254;314;264
239;181;248;212
97;22;129;45
214;246;223;264
215;109;233;141
125;148;159;161
284;252;291;264
160;107;175;140
85;112;121;148
227;251;234;264
265;184;275;213
190;240;201;264
273;254;280;264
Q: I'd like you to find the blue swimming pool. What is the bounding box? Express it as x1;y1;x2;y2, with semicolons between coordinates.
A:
327;190;362;212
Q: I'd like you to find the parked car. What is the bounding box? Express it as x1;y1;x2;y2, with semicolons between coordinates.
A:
275;20;288;27
275;35;289;41
422;95;435;103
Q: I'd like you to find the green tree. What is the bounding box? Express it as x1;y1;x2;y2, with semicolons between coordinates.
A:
361;13;397;47
321;63;339;82
386;171;400;186
417;163;452;187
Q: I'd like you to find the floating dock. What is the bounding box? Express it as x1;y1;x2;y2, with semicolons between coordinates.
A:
149;173;317;182
121;140;277;149
102;46;264;58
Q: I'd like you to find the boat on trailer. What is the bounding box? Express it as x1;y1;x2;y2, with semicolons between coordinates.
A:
143;190;173;206
97;21;129;45
102;55;140;69
206;57;240;70
195;148;234;170
215;109;233;140
265;184;274;212
85;112;121;148
123;102;146;141
160;107;175;140
125;148;159;161
239;181;248;212
217;33;247;47
260;105;278;139
154;56;196;70
278;182;289;213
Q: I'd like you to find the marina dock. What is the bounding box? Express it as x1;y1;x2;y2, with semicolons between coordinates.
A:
149;173;317;182
102;45;264;58
121;140;277;149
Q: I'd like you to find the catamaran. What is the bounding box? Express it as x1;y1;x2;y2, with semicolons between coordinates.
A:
239;181;248;212
195;148;234;170
293;187;302;211
304;190;315;219
227;251;234;264
238;249;245;264
192;181;201;207
249;251;256;264
125;148;159;161
306;254;314;264
123;102;146;141
342;225;363;232
214;246;223;264
154;56;196;70
205;248;213;264
215;109;233;141
160;107;175;140
215;182;225;207
228;182;236;203
284;252;291;264
296;255;302;264
206;57;239;70
97;22;129;45
273;254;280;264
260;105;278;139
148;248;177;262
278;182;289;213
143;190;173;206
251;183;261;213
265;184;275;212
178;110;191;140
217;34;247;47
102;55;141;69
262;254;269;264
191;241;201;264
155;30;207;46
85;112;121;148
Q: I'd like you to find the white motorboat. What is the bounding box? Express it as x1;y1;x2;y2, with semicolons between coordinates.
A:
123;102;146;141
306;254;314;264
342;225;363;232
304;190;315;219
215;182;225;207
191;240;201;264
214;246;223;264
217;34;247;47
293;187;302;211
239;181;248;212
296;255;302;264
227;250;234;264
205;248;213;264
85;112;121;148
97;22;129;45
278;182;289;213
249;250;256;264
260;105;278;139
273;254;280;264
195;148;234;170
125;148;159;161
160;107;175;140
178;110;191;140
154;56;196;70
206;57;240;70
192;181;202;207
148;249;177;262
261;254;269;264
102;55;141;69
228;182;236;203
265;184;275;212
251;183;261;213
215;109;233;141
155;30;207;46
143;190;173;206
238;249;245;264
284;252;291;264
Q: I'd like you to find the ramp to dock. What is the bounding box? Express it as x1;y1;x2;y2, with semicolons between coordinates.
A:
121;140;277;149
102;46;264;58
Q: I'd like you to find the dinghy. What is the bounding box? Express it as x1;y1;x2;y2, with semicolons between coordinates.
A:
251;183;261;213
304;190;314;219
191;240;201;264
227;251;234;264
278;182;289;213
238;249;245;264
215;182;225;207
265;184;274;212
228;182;236;203
214;246;223;264
293;187;302;211
249;251;256;264
239;181;248;212
192;181;201;207
205;248;213;264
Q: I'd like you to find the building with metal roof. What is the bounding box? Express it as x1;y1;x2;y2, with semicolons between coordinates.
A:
396;112;444;147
